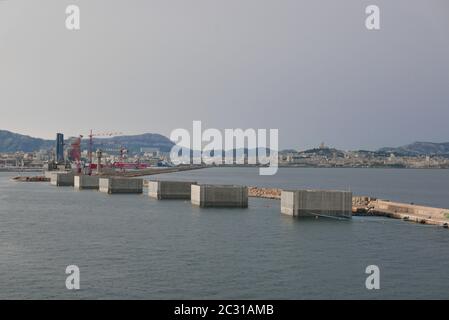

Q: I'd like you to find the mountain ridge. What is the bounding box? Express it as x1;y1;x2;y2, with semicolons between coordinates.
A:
378;141;449;156
0;130;53;152
0;130;174;153
2;130;449;155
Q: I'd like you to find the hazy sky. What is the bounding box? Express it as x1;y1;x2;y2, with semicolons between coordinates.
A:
1;0;448;150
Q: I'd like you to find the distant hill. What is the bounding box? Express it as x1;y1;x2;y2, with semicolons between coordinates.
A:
0;130;52;152
3;130;449;157
378;142;449;156
89;133;174;153
0;130;174;153
301;147;345;157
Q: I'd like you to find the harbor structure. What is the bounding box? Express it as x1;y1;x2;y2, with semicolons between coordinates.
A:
362;199;449;227
50;172;75;187
281;189;352;218
191;184;248;208
99;177;143;194
148;180;197;200
74;175;100;190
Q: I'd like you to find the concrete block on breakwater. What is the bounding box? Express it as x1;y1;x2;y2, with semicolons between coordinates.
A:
50;172;75;187
281;189;352;218
191;184;248;208
99;178;143;194
148;180;197;200
74;175;100;190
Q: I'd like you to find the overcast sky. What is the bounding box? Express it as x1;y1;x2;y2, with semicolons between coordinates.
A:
1;0;448;150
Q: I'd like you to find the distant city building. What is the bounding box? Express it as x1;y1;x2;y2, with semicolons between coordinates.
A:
56;133;64;163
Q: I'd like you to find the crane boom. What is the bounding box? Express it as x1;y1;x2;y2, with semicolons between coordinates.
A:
82;129;123;174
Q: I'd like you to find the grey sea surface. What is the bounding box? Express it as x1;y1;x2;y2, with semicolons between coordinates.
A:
1;168;448;299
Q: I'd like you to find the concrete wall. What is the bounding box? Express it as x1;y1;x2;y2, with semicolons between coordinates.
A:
99;178;143;194
280;191;295;215
372;200;449;223
148;180;197;199
191;184;248;208
281;190;352;218
74;175;100;190
50;173;75;187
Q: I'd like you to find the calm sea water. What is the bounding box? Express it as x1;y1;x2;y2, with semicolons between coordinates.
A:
1;168;449;299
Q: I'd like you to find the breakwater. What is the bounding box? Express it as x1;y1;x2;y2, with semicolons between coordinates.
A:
248;186;281;199
354;197;449;227
248;187;449;227
11;172;449;228
11;176;50;182
112;165;206;177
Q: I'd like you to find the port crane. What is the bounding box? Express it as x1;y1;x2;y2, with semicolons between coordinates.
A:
81;130;123;174
95;144;149;171
69;135;83;173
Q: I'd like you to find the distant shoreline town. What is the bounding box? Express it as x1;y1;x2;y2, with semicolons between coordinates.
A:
1;129;449;171
278;143;449;169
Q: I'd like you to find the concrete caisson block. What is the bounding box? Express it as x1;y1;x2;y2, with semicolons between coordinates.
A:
148;180;197;199
191;184;248;208
74;175;100;190
50;172;75;187
281;189;352;218
99;178;143;194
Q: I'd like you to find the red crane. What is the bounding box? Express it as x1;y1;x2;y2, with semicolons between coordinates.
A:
70;136;83;173
84;130;123;174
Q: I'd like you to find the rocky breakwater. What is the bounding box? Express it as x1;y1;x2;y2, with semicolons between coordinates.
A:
11;176;50;182
248;187;281;200
352;196;449;228
352;196;377;213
